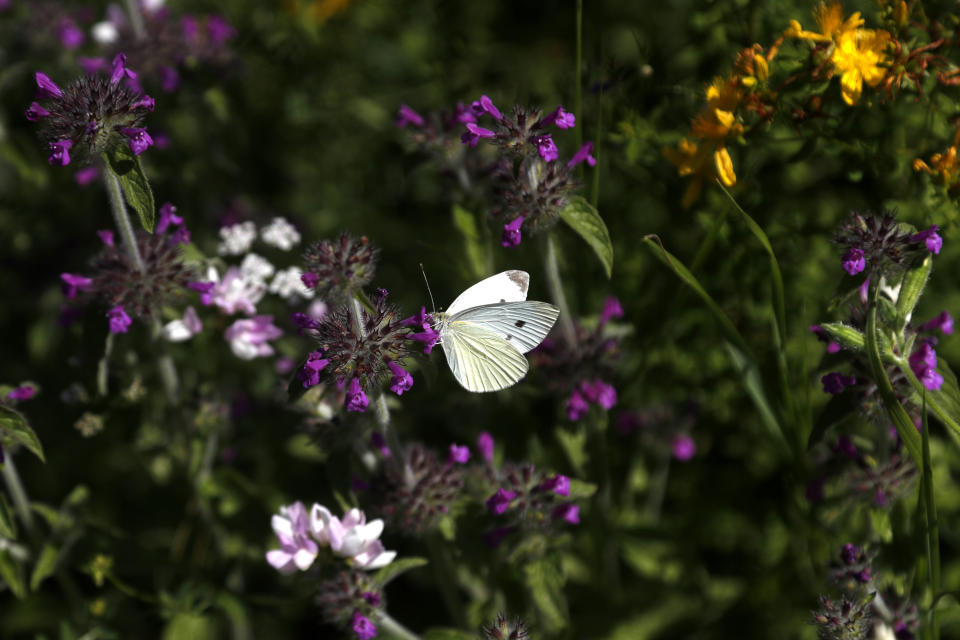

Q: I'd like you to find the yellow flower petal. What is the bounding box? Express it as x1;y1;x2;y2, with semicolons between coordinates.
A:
840;69;863;105
714;148;736;186
753;55;769;81
714;109;736;130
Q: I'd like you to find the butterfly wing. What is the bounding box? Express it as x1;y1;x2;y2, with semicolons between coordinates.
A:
451;301;559;354
440;320;529;393
445;270;529;317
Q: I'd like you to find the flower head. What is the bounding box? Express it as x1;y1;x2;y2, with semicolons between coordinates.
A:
298;351;330;389
225;315;283;360
542;104;575;129
61;273;93;299
6;386;36;402
265;501;319;574
107;305;132;334
302;233;379;302
448;444;471;465
830;28;891;106
501;216;524;248
387;361;414;396
486;488;517;515
310;505;396;569
217;221;257;255
352;612;377;640
261;217;301;250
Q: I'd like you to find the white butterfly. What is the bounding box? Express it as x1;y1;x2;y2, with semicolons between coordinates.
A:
436;270;559;393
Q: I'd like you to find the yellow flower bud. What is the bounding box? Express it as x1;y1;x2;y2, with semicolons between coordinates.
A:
714;147;736;186
894;1;908;26
753;54;769;81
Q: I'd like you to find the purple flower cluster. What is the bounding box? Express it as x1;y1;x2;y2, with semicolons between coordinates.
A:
835;212;942;277
566;379;617;421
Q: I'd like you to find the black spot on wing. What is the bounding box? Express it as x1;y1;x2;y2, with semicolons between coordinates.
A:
514;320;526;328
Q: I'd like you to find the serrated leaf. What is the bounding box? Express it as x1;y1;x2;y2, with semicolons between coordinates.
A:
0;493;16;539
567;479;597;499
896;254;932;330
0;549;26;599
819;323;865;351
559;196;613;278
103;148;155;233
524;556;568;633
30;544;59;591
422;629;477;640
373;557;428;588
451;204;491;280
0;405;44;462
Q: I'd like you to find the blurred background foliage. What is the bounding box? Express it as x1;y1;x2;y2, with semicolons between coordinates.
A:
0;0;959;638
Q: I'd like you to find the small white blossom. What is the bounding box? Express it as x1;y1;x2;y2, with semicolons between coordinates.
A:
217;221;257;256
140;0;166;13
91;21;119;44
269;267;314;301
162;307;203;342
260;217;301;251
207;265;265;315
240;253;275;284
310;505;396;570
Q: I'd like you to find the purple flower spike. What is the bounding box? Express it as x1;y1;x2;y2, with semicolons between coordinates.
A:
60;273;92;298
388;361;414;396
671;435;696;461
567;141;597;168
541;474;571;496
821;372;857;394
97;230;114;246
122;127;153;155
537;135;559;162
477;431;494;462
35;72;63;99
346;378;369;412
110;53;137;85
396;104;424;128
552;503;580;524
486;488;517;515
298;351;330;389
133;95;155;112
501;216;524;248
156;202;183;233
7;386;36;402
448;444;470;464
58;19;84;50
921;311;954;335
25;102;50;122
352;612;377;640
841;247;865;275
477;94;502;120
48;139;73;166
542;104;576;129
912;225;942;254
107;306;132;334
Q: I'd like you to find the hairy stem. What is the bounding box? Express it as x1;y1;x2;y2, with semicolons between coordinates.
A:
124;0;147;41
1;453;35;535
373;611;421;640
542;232;577;346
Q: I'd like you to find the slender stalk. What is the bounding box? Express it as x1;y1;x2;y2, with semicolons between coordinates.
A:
373;611;420;640
542;233;577;346
427;533;466;625
1;454;35;535
124;0;147;41
102;162;180;404
574;0;583;153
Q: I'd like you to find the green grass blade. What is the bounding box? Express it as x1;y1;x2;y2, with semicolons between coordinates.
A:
921;395;940;640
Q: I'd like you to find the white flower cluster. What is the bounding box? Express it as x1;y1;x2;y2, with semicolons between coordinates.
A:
269;266;314;301
260;217;301;251
217;221;258;256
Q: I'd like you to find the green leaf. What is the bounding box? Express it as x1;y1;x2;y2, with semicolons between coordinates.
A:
896;254;932;331
559;196;613;278
29;544;59;591
819;323;865;351
869;508;893;543
555;425;589;477
0;549;26;599
103;148;155;233
0;405;44;463
161;614;216;640
0;493;16;539
451;204;491;280
524;556;568;633
920;396;941;629
900;357;960;444
422;629;477;640
567;479;598;500
373;556;428;588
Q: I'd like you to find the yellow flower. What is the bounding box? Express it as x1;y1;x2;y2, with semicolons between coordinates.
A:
663;138;736;208
831;29;891;105
914;130;960;188
785;2;863;42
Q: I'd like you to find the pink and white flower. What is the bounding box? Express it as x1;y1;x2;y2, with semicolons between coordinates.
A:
265;501;318;575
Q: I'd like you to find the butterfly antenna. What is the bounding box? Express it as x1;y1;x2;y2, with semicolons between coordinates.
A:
419;263;437;315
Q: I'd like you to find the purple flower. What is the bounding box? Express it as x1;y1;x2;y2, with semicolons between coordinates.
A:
110;53;137;85
552;503;580;524
25;102;50;122
362;591;381;607
536;135;559;162
581;379;617;410
408;326;440;354
300;272;320;289
35;72;63;99
486;488;517;515
834;435;858;461
225;316;283;359
169;227;190;246
453;101;476;124
188;281;216;305
477;431;494;462
501;216;524;248
567;141;597;168
840;543;859;565
74;167;100;185
58;19;84;50
908;341;944;390
542;105;576;129
60;273;92;299
671;435;696;461
921;311;954;335
448;444;471;464
298;351;330;388
207;15;236;46
107;306;132;334
291;312;320;335
809;324;841;354
912;225;942;254
401;306;431;327
821;372;857;394
566;389;589;421
6;386;36;402
352;612;377;640
395;104;424;128
346;378;369;412
48;139;73;166
388;361;414;396
462;122;496;147
159;66;180;92
157;202;183;233
97;230;114;246
182;15;199;41
600;296;623;325
841;248;865;275
540;474;570;496
473;94;502;120
265;501;319;574
133;95;155;112
122;127;154;155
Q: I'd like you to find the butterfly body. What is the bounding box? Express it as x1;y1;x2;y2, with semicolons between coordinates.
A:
435;270;559;393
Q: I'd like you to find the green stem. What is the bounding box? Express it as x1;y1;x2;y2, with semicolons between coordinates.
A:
1;454;35;536
373;611;420;640
124;0;147;41
427;534;466;625
574;0;583;153
542;233;577;347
